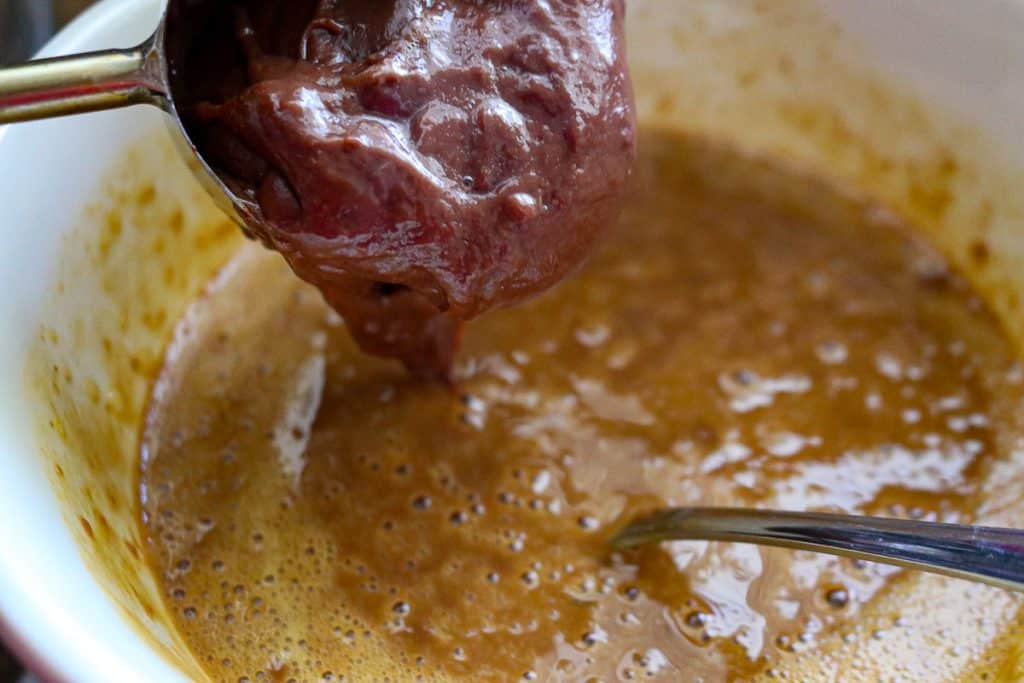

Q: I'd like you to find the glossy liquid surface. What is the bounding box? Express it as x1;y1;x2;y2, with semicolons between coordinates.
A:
139;132;1024;681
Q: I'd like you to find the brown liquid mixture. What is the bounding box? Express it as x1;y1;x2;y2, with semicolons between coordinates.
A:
139;131;1024;682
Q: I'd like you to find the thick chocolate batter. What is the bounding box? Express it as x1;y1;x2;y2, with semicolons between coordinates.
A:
179;0;636;379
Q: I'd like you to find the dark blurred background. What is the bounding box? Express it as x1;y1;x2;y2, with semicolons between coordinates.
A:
0;0;94;64
0;1;98;675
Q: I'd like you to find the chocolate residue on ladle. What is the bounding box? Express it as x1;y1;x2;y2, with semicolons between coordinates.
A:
181;0;636;379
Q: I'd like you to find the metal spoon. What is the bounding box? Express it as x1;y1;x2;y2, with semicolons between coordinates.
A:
612;507;1024;592
0;0;255;230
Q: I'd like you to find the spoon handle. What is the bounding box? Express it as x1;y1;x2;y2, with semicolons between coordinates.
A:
0;36;165;124
612;508;1024;592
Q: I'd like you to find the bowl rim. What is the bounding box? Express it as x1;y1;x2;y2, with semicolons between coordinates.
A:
0;7;189;683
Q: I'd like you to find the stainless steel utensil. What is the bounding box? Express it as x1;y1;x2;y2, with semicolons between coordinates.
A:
612;507;1024;592
0;0;254;230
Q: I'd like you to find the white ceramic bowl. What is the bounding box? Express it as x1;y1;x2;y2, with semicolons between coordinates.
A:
2;1;1024;681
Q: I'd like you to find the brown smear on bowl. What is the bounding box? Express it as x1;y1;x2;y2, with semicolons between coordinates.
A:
26;133;244;679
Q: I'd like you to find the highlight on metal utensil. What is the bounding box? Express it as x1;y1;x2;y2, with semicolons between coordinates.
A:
0;0;256;231
612;507;1024;592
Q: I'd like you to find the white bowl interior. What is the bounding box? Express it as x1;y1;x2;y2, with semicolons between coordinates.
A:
2;1;1024;681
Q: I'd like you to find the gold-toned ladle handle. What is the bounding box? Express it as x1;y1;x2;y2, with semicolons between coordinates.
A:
0;36;166;124
612;507;1024;592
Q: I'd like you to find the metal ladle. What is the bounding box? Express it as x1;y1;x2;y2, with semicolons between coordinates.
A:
613;508;1024;592
0;0;255;230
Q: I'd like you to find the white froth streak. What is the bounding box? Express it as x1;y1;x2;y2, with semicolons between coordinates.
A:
273;343;326;491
